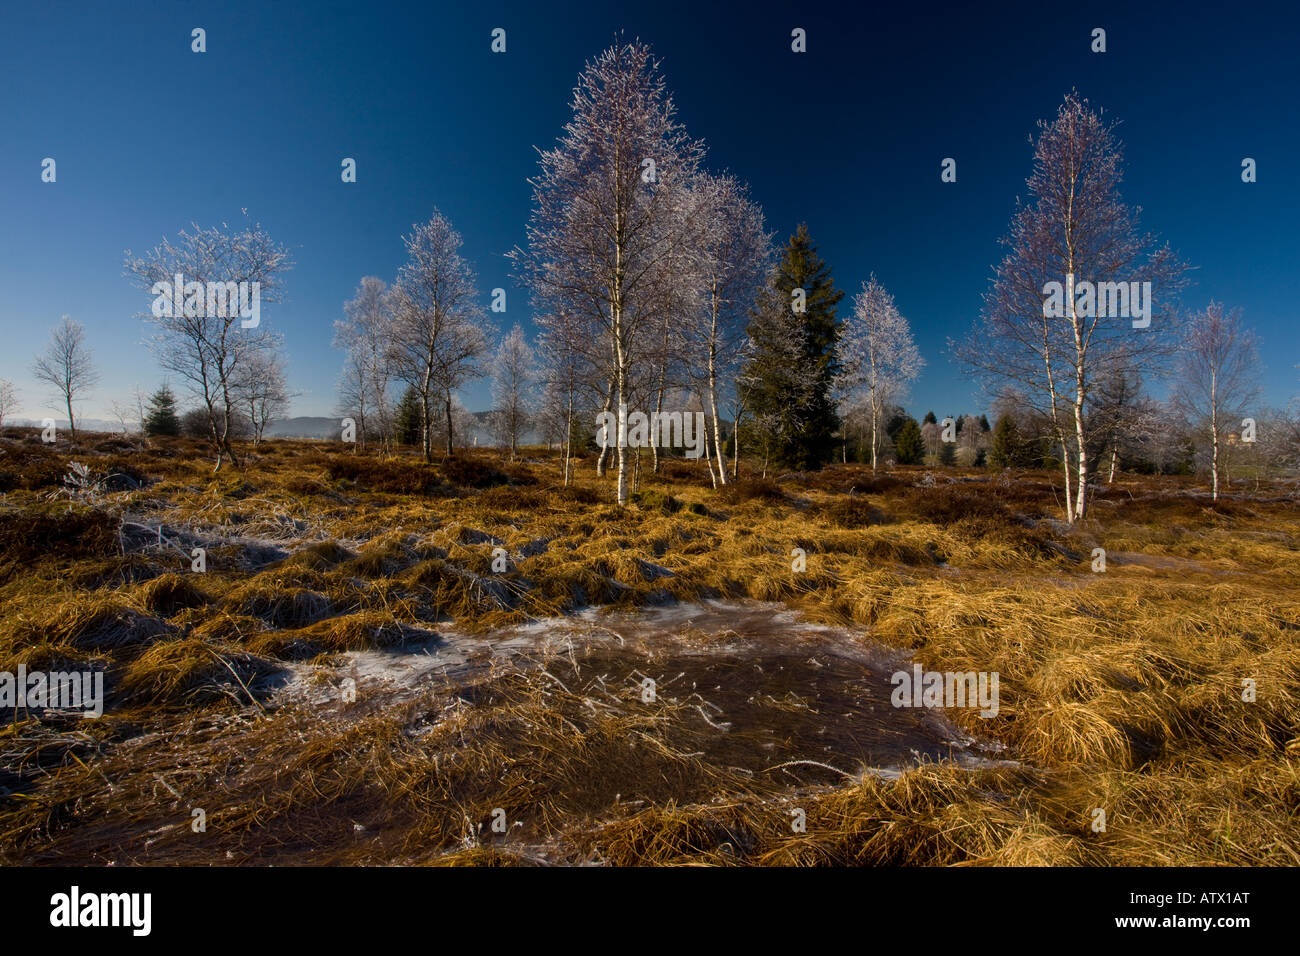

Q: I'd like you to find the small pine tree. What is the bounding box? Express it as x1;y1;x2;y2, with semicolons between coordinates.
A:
893;417;924;464
938;438;957;466
143;385;181;437
393;386;423;447
923;410;937;425
988;413;1022;469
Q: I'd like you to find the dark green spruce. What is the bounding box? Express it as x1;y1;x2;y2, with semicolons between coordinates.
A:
739;223;844;471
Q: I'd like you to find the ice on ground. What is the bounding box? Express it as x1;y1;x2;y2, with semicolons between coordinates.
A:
272;599;1015;779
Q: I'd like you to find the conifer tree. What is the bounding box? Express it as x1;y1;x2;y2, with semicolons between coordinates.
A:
739;224;844;470
989;412;1023;469
143;384;181;437
938;437;957;466
893;416;924;465
393;385;423;447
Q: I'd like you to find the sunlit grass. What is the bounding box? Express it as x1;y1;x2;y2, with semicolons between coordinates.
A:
1;431;1297;865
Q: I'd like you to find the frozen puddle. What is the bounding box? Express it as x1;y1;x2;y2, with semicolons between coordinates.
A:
274;599;1014;781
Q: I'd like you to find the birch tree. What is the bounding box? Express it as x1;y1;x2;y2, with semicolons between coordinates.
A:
489;323;538;460
644;273;694;475
1247;406;1300;486
235;345;289;446
124;218;291;470
512;39;707;504
955;92;1187;522
1171;302;1259;500
837;275;924;472
920;419;942;462
686;172;772;484
336;351;373;450
0;379;18;427
1088;363;1145;482
334;276;396;451
956;414;984;466
31;316;98;440
389;210;489;461
537;309;602;484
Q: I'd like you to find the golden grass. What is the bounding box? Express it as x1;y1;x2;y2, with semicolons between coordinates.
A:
1;434;1298;865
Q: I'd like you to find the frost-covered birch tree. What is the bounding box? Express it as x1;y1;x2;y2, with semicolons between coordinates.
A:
489;323;538;460
335;276;396;451
0;380;18;428
955;92;1188;522
837;275;923;472
537;309;602;484
235;345;289;446
31;316;98;440
1172;302;1259;500
124;217;291;470
686;172;772;485
337;350;372;451
389;210;489;461
512;39;707;504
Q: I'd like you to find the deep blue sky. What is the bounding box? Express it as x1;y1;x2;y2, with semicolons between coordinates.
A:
2;0;1297;421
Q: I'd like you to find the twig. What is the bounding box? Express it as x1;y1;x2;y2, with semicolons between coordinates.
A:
763;759;854;779
694;705;731;731
206;648;268;715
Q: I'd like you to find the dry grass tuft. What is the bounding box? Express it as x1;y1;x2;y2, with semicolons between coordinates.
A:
136;573;211;617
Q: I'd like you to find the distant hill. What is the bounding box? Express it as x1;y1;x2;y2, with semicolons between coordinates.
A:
265;416;340;439
264;411;704;448
12;416;348;439
10;418;132;434
8;413;506;444
268;414;498;443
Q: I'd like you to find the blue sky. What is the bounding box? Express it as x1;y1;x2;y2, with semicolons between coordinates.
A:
2;0;1297;421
